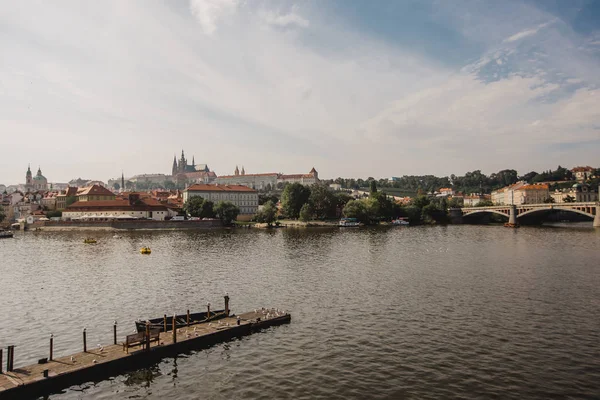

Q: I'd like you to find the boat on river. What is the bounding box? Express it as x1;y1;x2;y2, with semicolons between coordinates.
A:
0;231;14;239
392;218;409;226
83;238;97;244
135;309;227;333
339;218;360;227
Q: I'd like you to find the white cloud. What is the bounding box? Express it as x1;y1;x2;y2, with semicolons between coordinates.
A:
189;0;239;35
261;5;309;29
504;20;556;43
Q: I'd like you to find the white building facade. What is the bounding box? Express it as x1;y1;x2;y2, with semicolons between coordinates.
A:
183;184;258;216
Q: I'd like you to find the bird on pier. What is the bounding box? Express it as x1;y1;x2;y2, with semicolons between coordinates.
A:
92;359;97;364
70;356;75;362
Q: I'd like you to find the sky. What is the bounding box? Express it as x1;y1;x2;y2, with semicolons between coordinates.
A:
1;0;599;185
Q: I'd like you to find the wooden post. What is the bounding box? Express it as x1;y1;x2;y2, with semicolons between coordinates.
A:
0;348;3;374
49;334;54;361
187;309;190;326
113;321;117;345
83;328;87;353
7;345;14;372
145;322;150;351
43;369;49;378
164;314;167;332
207;302;211;319
224;294;230;316
172;315;177;343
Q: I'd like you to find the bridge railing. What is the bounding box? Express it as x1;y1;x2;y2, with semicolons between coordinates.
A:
460;201;598;211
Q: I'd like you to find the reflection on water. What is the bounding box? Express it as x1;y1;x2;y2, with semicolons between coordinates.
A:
0;225;599;399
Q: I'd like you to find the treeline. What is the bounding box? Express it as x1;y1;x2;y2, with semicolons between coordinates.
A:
182;197;240;225
326;165;595;195
256;182;459;226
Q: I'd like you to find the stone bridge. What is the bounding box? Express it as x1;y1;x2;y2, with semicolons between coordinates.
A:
451;202;600;227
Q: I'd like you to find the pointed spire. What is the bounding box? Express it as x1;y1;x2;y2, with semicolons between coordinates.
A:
241;166;245;175
192;156;195;166
235;165;239;176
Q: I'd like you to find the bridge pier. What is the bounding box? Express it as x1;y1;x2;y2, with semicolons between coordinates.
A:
594;205;600;228
449;208;463;224
508;205;517;225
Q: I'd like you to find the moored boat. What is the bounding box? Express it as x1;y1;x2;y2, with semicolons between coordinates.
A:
83;238;97;244
0;231;14;239
339;217;360;227
392;218;409;226
135;309;227;332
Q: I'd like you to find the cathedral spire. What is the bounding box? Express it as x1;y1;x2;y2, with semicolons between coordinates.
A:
235;165;239;176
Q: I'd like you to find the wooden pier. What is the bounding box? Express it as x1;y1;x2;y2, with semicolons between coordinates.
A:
0;307;290;399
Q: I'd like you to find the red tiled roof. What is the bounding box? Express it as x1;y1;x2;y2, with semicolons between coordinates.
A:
77;185;115;197
185;184;257;192
571;166;594;172
518;184;549;190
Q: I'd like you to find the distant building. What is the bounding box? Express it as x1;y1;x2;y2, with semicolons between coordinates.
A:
215;167;319;189
571;166;595;183
216;167;279;190
491;181;549;205
183;184;258;216
76;185;116;202
278;168;319;186
64;193;170;220
438;187;454;197
56;187;78;210
25;165;48;191
551;183;598;203
463;194;489;207
172;150;209;175
329;183;342;191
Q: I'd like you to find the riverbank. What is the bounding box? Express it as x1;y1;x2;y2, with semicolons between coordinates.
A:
27;219;223;231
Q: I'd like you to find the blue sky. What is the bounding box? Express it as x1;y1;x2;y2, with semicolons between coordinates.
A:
0;0;599;184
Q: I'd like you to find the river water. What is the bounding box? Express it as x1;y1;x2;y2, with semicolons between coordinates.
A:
1;225;599;399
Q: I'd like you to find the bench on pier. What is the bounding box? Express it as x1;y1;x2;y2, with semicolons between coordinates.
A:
122;329;160;353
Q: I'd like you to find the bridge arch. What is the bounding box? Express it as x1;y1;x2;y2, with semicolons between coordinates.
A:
517;207;594;219
463;209;509;219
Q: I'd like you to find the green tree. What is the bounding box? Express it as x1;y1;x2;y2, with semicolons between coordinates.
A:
184;196;205;217
309;184;336;219
543;196;555;203
477;200;494;207
259;194;279;205
66;196;77;207
0;205;5;223
214;201;239;226
281;183;311;219
342;200;370;224
46;210;63;219
255;201;278;226
299;203;315;222
113;182;120;191
369;180;377;194
564;195;575;203
184;196;215;218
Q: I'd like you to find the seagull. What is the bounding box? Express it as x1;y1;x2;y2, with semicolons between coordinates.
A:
92;359;97;364
71;356;75;362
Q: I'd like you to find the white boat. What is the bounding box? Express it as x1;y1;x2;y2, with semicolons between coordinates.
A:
339;218;360;227
392;218;409;226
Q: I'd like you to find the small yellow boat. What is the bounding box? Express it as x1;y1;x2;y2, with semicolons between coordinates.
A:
140;247;151;254
83;238;97;244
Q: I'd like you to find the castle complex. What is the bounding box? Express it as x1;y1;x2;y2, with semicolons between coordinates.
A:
25;165;48;191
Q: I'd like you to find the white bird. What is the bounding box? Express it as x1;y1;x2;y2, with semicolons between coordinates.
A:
70;356;75;362
193;327;197;332
92;359;97;364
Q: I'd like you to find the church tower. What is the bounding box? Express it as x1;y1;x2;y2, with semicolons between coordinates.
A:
121;171;125;192
172;155;177;176
241;166;245;176
26;164;33;187
234;166;239;176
